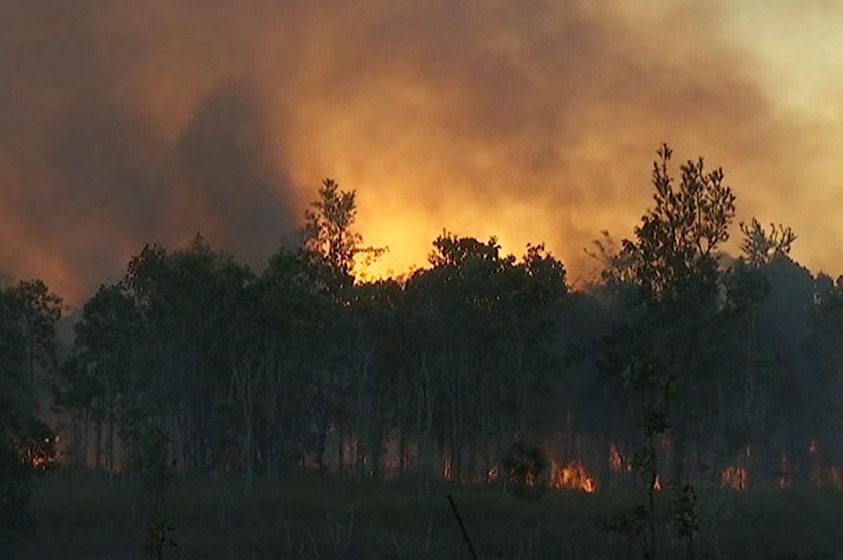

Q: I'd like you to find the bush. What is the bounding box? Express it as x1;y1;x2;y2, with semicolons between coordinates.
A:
501;440;550;501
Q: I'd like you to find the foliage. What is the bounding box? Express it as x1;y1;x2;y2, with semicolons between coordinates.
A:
672;483;698;560
0;281;60;556
301;178;386;293
739;218;796;267
598;144;738;558
501;440;550;501
123;415;176;559
624;352;673;560
621;143;735;305
10;279;63;380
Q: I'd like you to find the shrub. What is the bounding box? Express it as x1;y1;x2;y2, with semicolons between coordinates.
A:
501;440;549;501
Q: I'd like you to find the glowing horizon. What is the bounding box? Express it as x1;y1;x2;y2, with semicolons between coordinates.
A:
1;0;841;304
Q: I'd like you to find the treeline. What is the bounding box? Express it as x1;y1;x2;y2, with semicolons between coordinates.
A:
59;179;570;484
3;149;843;500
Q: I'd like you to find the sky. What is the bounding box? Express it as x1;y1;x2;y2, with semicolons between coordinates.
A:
1;0;841;304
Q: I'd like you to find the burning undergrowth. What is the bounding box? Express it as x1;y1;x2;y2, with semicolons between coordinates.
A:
495;440;597;500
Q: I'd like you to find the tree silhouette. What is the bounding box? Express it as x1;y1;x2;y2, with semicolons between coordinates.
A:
301;179;385;294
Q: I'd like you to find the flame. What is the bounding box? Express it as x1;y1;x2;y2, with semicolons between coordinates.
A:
442;458;453;480
608;444;623;472
550;460;597;493
22;435;61;471
721;466;749;491
27;435;59;472
32;455;52;469
653;475;662;490
487;465;500;482
608;443;631;472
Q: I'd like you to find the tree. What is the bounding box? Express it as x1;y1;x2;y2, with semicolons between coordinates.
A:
301;178;385;294
610;144;736;485
69;283;142;472
344;278;404;480
403;233;567;482
0;281;58;554
501;440;550;501
739;218;796;268
123;236;253;474
596;144;739;559
408;234;518;482
622;144;735;304
246;248;326;478
9;280;62;383
755;254;816;483
719;219;801;486
809;275;843;476
294;179;386;474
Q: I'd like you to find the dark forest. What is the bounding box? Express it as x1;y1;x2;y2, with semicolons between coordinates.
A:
3;146;843;559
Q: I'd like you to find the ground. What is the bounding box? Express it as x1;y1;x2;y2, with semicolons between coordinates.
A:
15;470;843;559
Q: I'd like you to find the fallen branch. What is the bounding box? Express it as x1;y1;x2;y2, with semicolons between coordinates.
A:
447;494;479;560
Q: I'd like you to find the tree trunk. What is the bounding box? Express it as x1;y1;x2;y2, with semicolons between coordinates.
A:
95;402;103;471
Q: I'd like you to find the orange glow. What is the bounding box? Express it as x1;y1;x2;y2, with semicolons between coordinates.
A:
608;443;630;473
722;466;749;491
550;460;597;493
487;465;500;482
442;458;453;480
653;475;663;491
26;435;59;472
2;2;843;304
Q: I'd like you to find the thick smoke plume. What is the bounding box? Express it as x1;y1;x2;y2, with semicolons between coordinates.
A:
1;0;840;302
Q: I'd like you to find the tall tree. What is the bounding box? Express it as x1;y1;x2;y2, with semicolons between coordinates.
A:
809;275;843;475
0;281;58;553
301;178;385;294
294;179;385;474
253;249;322;477
123;236;252;474
70;283;142;471
404;233;567;482
613;144;736;483
720;219;800;485
622;144;735;303
10;280;62;383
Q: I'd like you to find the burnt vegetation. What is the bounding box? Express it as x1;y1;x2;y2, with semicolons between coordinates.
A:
3;150;843;559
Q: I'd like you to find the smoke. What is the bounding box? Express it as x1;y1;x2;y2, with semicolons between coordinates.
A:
0;0;839;302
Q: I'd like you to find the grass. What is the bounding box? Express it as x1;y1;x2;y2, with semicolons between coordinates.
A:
15;470;843;559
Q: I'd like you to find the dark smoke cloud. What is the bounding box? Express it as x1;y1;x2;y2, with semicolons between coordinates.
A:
0;0;299;301
0;0;838;302
176;81;296;264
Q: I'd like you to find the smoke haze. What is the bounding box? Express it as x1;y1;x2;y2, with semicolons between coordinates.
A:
1;0;841;302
